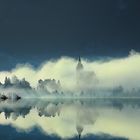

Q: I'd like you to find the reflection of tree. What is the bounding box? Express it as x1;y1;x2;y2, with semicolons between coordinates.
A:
0;98;140;140
38;103;61;117
0;98;140;121
0;99;63;120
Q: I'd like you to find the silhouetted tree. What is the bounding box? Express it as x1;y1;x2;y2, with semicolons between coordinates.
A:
4;77;12;88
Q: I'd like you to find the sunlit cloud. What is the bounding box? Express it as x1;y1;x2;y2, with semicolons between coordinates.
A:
0;50;140;93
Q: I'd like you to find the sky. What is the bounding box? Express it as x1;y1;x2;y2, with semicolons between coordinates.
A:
0;0;140;70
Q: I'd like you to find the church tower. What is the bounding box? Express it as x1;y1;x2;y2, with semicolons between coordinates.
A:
76;57;84;72
76;57;84;87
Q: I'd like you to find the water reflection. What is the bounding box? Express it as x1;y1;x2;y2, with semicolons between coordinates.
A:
0;98;140;139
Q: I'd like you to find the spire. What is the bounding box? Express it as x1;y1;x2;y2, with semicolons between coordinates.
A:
76;57;84;71
76;125;83;140
78;134;81;140
78;56;81;62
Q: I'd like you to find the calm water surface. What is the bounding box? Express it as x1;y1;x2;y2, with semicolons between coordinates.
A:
0;98;139;140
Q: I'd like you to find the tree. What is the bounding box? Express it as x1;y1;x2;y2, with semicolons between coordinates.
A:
4;77;12;87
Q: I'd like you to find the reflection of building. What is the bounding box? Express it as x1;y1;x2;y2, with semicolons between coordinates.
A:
76;125;83;139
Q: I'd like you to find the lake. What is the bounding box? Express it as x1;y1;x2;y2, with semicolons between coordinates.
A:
0;98;139;140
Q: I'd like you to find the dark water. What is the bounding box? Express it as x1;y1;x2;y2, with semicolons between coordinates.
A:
0;98;139;140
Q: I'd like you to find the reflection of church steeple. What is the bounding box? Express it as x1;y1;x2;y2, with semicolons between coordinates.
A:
76;56;84;71
76;125;83;140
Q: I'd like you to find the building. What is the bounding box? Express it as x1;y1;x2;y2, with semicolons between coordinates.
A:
76;57;84;72
76;57;98;91
76;57;84;86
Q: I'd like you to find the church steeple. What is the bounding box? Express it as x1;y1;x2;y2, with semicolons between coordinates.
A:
76;125;83;140
76;57;84;71
78;56;81;62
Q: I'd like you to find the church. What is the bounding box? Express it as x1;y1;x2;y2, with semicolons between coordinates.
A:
76;57;84;72
76;57;97;90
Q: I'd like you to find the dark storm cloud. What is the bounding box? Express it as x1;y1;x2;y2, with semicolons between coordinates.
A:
0;0;140;69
